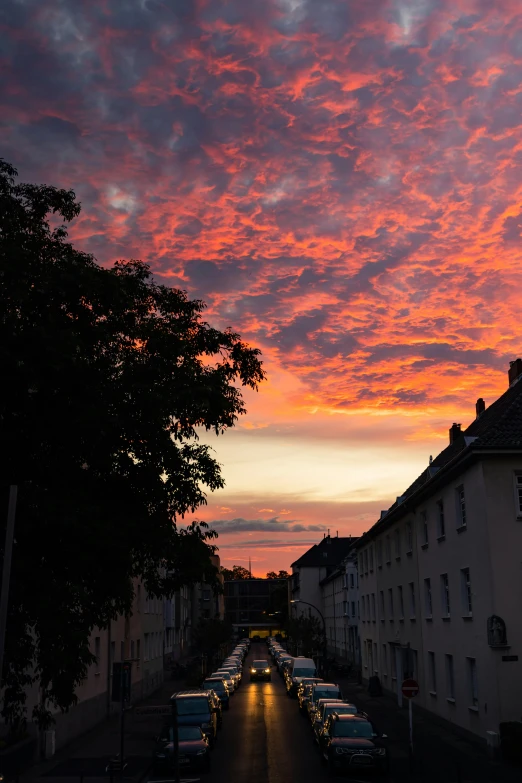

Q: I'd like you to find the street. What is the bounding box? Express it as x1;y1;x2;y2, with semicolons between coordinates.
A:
194;644;519;783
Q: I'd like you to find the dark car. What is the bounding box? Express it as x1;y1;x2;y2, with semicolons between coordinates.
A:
312;700;360;744
297;678;324;714
171;690;219;746
154;725;211;774
250;659;271;681
307;683;342;721
319;713;389;776
202;688;223;728
202;678;230;711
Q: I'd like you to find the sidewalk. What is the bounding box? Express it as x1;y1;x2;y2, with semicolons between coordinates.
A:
22;675;181;783
336;676;521;783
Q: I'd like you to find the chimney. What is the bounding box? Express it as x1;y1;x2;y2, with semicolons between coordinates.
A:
508;358;522;386
449;423;462;444
476;398;486;418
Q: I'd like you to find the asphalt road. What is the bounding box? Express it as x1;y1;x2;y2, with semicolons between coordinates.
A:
211;642;332;783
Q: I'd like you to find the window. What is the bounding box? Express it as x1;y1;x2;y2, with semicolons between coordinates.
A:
445;654;455;700
350;573;355;588
390;645;397;679
388;588;394;620
144;633;150;660
436;500;445;538
461;568;472;616
361;596;366;621
428;651;436;693
373;642;378;673
371;593;376;621
406;521;413;552
467;657;478;707
369;545;374;571
456;485;467;528
130;640;135;660
409;582;416;618
382;644;388;675
514;474;522;517
377;540;383;568
351;601;356;617
385;535;391;563
358;554;363;573
420;510;428;546
94;636;101;670
137;583;141;612
424;578;432;617
144;592;149;613
203;589;211;602
394;529;401;558
398;586;404;619
137;639;141;665
440;573;450;617
379;590;385;620
364;550;369;574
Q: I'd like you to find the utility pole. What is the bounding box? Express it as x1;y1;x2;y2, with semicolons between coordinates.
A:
0;486;17;693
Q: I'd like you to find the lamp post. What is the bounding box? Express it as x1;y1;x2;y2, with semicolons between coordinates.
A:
290;599;327;676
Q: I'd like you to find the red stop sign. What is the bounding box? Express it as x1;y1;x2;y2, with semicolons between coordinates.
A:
402;678;419;698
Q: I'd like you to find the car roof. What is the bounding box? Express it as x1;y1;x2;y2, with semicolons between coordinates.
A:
253;659;268;663
171;690;210;699
313;682;339;688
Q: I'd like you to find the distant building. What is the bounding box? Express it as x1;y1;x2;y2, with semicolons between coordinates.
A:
290;534;358;632
320;548;360;665
355;359;522;743
224;578;287;638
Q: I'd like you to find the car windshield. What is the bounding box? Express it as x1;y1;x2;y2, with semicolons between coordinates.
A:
203;681;225;693
178;727;203;741
333;721;375;738
314;689;339;701
293;668;316;676
253;661;268;667
176;698;209;715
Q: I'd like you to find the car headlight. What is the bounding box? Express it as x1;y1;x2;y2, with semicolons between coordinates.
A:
196;749;207;756
251;668;256;673
265;668;270;673
375;747;386;756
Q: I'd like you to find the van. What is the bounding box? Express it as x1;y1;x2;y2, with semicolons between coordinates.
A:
285;657;317;695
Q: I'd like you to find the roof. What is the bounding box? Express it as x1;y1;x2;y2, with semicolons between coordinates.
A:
291;535;359;568
356;374;522;547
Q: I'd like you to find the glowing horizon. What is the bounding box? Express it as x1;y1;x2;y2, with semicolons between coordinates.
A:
2;0;522;574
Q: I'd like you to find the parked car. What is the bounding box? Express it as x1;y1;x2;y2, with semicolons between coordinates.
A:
307;683;342;722
319;713;389;775
200;686;224;726
211;671;236;694
285;656;318;695
153;725;211;774
250;659;272;681
297;679;324;714
312;701;360;744
170;690;219;747
202;678;230;710
215;667;240;690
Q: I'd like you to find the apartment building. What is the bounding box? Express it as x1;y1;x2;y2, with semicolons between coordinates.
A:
320;549;360;665
355;359;522;742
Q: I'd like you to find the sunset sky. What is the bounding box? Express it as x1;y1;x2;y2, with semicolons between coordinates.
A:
2;0;522;575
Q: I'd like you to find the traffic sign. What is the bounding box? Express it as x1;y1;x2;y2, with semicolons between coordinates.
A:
402;678;419;698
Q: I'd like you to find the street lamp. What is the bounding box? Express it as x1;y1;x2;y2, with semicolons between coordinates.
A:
290;599;327;675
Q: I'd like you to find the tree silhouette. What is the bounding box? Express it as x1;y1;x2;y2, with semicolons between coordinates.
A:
0;160;265;728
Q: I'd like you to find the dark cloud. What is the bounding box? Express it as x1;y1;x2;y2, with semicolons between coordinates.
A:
209;517;327;533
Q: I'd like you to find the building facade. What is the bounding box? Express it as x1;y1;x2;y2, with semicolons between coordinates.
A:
320;550;360;665
355;359;522;743
224;577;287;638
